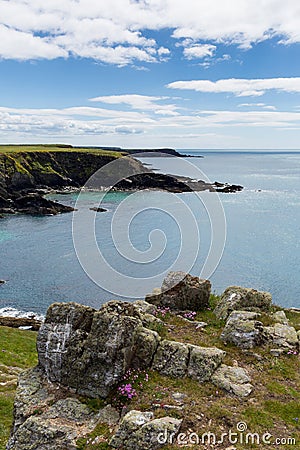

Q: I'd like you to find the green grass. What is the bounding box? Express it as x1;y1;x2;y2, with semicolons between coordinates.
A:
1;303;299;450
0;327;37;450
0;144;124;158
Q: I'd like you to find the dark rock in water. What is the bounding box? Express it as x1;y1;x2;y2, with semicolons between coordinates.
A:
89;206;107;212
37;301;160;398
146;271;211;311
0;279;5;284
215;183;243;193
0;195;13;208
13;193;74;215
113;172;193;193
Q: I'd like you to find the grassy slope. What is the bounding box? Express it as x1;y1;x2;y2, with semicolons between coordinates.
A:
0;145;124;158
0;327;37;450
0;300;299;450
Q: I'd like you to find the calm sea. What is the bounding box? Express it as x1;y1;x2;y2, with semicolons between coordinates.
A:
1;151;300;313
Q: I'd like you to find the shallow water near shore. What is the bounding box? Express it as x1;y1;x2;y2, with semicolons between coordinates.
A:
1;151;300;313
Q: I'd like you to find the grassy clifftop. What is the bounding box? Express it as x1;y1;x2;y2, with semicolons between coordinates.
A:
0;145;130;198
0;144;123;157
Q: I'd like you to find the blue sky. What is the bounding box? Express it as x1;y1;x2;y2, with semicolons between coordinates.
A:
1;0;300;149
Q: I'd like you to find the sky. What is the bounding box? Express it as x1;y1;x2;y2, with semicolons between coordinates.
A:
1;0;300;150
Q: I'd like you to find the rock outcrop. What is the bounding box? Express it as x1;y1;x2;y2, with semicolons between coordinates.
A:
37;301;160;398
109;410;182;450
220;311;266;349
220;309;299;350
146;271;211;311
264;323;299;349
6;367;118;450
214;286;272;320
211;364;253;397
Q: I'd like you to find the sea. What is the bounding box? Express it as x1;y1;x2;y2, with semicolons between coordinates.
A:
1;150;300;314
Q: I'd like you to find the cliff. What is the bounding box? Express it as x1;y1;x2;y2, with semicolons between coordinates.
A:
0;145;243;217
0;147;143;215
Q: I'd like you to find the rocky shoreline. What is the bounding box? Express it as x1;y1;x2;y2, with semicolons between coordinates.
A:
0;149;243;218
3;272;299;449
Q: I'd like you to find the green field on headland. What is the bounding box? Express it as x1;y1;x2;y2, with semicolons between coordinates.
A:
0;144;124;157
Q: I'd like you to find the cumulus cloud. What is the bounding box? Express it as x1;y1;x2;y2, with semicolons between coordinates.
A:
1;0;300;63
183;44;216;59
0;25;67;60
167;77;300;97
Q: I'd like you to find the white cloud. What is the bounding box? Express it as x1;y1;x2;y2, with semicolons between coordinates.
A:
183;44;216;59
1;0;300;63
89;94;180;115
167;77;300;97
0;25;67;60
238;103;277;110
2;102;300;149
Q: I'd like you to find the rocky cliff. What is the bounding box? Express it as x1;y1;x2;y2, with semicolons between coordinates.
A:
0;147;243;217
0;148;143;215
7;272;299;449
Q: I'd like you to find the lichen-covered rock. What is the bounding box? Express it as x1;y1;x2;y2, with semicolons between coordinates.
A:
37;300;160;398
211;364;253;397
187;345;226;381
271;310;289;325
264;323;298;349
146;271;211;311
140;313;164;330
152;340;226;380
109;410;182;450
220;311;266;349
214;286;272;320
6;369;100;450
8;367;57;437
152;340;190;377
134;300;158;316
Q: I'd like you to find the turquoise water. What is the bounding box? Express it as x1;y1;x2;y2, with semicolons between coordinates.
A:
1;151;300;313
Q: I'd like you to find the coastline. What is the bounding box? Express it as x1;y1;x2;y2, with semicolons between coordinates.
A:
0;146;242;217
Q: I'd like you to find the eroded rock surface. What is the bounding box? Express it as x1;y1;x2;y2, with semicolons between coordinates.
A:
109;410;182;450
220;311;266;349
264;323;298;349
211;364;253;397
6;367;104;450
37;301;160;398
214;286;272;320
146;271;211;311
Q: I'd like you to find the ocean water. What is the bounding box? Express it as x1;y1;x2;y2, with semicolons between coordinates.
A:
1;151;300;313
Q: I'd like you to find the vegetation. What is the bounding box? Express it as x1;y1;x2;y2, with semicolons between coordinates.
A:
0;296;299;449
0;327;37;450
0;144;124;158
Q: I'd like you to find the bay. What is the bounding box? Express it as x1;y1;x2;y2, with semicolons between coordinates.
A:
1;151;300;313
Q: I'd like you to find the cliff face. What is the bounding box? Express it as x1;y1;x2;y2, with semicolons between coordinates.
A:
0;150;130;197
0;149;148;215
0;148;243;217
